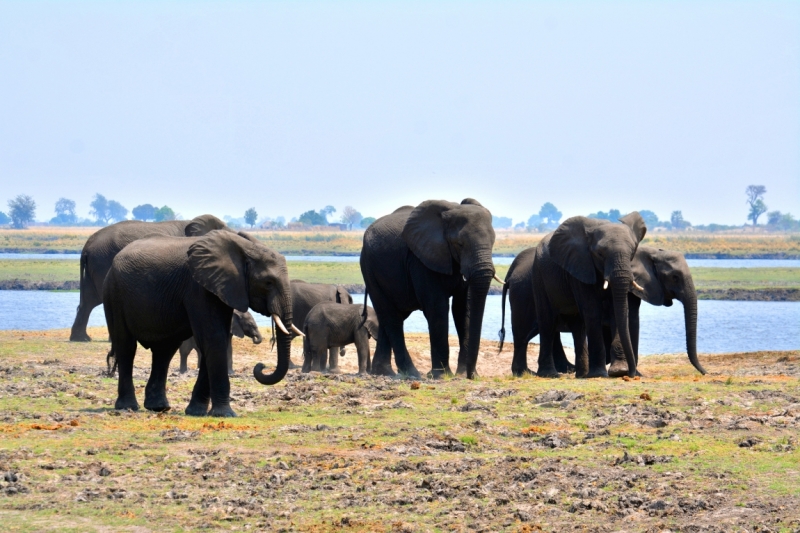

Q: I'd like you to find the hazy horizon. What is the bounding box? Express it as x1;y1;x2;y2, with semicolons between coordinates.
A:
2;1;798;226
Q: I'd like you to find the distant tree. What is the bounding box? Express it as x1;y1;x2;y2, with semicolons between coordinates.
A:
745;185;767;227
298;210;327;226
8;194;36;229
638;210;659;228
51;197;77;225
244;207;258;228
132;204;157;221
538;202;562;227
154;206;176;222
767;211;799;231
588;209;624;222
275;216;286;227
89;194;110;224
670;210;690;230
320;205;336;222
492;215;513;229
360;217;376;229
0;212;9;225
514;221;526;230
340;206;363;230
527;214;543;230
107;200;128;223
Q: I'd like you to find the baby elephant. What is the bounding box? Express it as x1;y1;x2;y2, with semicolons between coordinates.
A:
179;310;263;375
302;304;378;375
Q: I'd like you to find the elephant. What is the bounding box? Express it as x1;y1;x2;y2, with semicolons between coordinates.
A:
499;244;706;377
103;230;299;417
70;214;232;342
531;213;647;378
360;199;501;379
178;310;263;375
302;303;379;375
289;280;354;371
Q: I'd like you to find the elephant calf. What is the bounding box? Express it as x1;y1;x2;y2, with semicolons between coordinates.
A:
302;303;378;375
179;310;263;375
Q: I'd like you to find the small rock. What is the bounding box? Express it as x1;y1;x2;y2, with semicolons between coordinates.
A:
98;467;111;477
644;418;668;428
4;472;18;483
739;436;761;448
544;487;559;504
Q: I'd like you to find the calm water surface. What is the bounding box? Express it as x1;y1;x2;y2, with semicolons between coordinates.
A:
2;292;797;355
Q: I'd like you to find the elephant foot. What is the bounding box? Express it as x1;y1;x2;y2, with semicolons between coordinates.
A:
511;367;535;378
426;367;453;380
455;364;467;377
396;366;421;380
114;397;140;411
143;397;171;413
370;364;397;377
327;367;342;375
608;359;630;378
583;367;610;379
536;367;560;379
208;405;237;418
70;332;92;342
185;399;210;417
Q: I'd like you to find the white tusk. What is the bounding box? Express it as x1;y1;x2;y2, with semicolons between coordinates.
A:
291;324;305;337
493;274;505;285
272;314;290;335
632;280;645;292
603;280;609;290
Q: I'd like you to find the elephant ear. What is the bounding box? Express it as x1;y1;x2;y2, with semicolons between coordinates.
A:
185;214;228;237
363;308;380;339
401;200;457;275
548;217;597;285
230;311;246;338
187;231;250;312
619;211;647;243
336;286;353;304
631;248;666;305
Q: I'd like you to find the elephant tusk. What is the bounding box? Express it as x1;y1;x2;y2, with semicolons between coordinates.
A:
603;280;609;290
272;314;290;335
291;324;305;337
493;274;505;285
632;280;645;292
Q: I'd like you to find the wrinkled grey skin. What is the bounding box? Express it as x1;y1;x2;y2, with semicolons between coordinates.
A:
71;214;232;342
289;280;353;371
302;303;379;375
103;230;293;417
179;310;263;375
500;244;705;377
531;214;646;378
361;199;496;379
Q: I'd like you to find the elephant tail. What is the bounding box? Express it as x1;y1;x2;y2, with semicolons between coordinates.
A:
498;278;509;352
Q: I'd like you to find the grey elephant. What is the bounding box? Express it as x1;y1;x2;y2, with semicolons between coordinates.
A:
289;280;354;372
71;214;231;342
499;244;705;377
531;214;647;378
178;310;263;375
302;303;379;375
361;199;502;379
103;230;300;417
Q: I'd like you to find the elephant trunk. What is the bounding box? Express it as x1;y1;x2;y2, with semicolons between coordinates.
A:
680;279;706;375
611;270;637;378
253;294;292;385
465;270;493;379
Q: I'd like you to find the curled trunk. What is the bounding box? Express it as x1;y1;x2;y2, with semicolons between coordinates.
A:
254;295;293;385
465;272;493;379
611;272;637;378
681;279;706;375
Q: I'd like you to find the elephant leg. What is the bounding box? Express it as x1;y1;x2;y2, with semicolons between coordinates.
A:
226;336;234;376
113;333;139;411
451;291;468;376
535;313;560;378
583;309;609;379
370;322;396;377
179;340;193;373
564;318;586;377
70;282;101;342
318;348;329;373
186;353;211;416
327;347;341;374
425;298;452;378
510;306;536;377
144;340;180;412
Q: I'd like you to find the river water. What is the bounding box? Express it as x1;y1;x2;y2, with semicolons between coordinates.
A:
1;292;797;355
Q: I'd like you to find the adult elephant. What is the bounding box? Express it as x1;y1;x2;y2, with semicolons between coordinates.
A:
103;230;299;417
288;280;353;371
70;214;231;342
500;245;705;377
532;213;646;378
360;199;501;379
605;246;706;376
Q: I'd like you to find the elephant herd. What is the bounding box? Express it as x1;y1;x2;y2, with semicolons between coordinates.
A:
67;198;704;418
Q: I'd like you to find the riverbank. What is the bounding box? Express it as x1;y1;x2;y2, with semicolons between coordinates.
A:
3;260;799;301
2;228;799;258
0;327;797;531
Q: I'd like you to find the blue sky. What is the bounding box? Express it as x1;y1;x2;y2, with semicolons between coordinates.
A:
1;1;798;225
